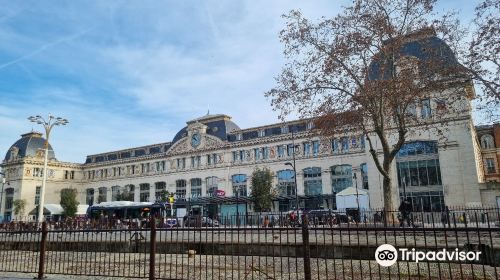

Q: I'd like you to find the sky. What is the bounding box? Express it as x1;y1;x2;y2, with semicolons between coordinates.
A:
0;0;482;163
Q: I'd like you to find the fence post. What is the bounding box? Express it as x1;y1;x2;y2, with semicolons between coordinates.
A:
302;216;311;280
149;217;156;280
37;222;47;280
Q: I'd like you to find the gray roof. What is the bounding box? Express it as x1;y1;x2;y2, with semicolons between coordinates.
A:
4;132;55;162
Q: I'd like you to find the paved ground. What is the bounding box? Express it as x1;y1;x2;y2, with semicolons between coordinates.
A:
0;252;498;279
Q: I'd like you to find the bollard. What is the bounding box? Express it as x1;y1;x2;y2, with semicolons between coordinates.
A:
149;217;156;280
37;222;48;280
302;215;311;280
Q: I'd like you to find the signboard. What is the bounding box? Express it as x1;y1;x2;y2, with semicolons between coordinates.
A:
216;190;226;197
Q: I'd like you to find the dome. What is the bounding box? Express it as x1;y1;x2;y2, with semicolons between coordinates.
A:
171;114;240;145
4;132;56;162
368;28;462;81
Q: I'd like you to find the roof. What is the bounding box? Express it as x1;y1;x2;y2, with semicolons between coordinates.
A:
28;204;89;215
336;187;368;196
4;132;55;162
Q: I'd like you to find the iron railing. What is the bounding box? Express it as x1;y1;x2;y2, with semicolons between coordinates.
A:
0;208;499;279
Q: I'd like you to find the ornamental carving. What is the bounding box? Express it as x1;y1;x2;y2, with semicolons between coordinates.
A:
167;138;188;155
217;153;224;163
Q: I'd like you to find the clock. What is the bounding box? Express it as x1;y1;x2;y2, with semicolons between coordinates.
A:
191;133;201;147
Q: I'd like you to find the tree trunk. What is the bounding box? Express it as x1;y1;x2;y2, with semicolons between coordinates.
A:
382;161;394;226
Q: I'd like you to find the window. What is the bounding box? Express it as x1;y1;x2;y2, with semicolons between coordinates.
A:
332;139;339;153
341;137;349;152
405;102;417;117
303;167;322;195
206;177;218;196
126;185;135;201
481;135;495;149
207;154;213;165
177;158;186;169
156;161;166;172
111;186;121;201
35;186;41;205
232;151;238;162
191;156;201;168
98;187;107;203
262;147;269;159
360;135;366;149
4;188;14;210
239;150;246;161
86;189;95;205
278;145;285;158
33;168;43;177
65;170;69;179
281;126;289;134
254;148;261;160
155;182;166;201
486;158;496;174
191;178;202;198
212;154;218;165
287;144;294;157
277;170;295;196
175;180;187;199
421;99;432;119
396;141;443;211
303;142;311;156
140;184;150;202
312;140;320;156
331;165;352;193
360;163;368;189
232;174;247;196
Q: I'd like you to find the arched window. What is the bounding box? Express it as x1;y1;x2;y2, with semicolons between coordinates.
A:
86;188;95;205
481;134;494;149
331;165;352;193
191;178;202;198
232;174;247;196
175;180;187;199
277;170;295;196
206;176;219;196
303;167;322;195
139;183;150;202
123;184;135;202
111;186;121;201
98;187;107;203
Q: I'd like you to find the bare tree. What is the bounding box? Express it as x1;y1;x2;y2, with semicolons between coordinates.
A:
266;0;494;216
467;0;499;119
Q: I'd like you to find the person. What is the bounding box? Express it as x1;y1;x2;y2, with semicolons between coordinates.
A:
398;198;414;227
441;206;450;227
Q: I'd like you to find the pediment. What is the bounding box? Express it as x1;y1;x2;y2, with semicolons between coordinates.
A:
166;134;224;155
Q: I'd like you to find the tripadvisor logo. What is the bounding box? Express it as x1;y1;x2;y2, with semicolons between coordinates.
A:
375;244;481;267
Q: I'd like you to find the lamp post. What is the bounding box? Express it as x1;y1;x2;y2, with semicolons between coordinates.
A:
0;172;5;222
353;172;360;222
28;114;68;224
285;127;299;220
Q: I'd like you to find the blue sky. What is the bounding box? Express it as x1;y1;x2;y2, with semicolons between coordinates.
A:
0;0;482;163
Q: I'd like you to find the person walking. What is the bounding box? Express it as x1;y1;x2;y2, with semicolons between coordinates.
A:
441;206;450;227
398;198;414;227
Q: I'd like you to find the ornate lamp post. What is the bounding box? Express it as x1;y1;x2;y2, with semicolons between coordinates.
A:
28;114;68;224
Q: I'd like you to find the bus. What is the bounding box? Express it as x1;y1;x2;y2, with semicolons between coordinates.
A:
86;201;177;227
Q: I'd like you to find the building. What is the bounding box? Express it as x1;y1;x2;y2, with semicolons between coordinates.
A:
1;30;498;221
475;123;500;206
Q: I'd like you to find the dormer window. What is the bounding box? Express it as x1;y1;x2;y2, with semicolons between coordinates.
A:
281;126;289;134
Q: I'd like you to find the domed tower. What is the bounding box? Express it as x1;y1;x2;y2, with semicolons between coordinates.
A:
4;131;55;162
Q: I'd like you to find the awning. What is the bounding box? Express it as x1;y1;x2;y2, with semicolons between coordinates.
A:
29;204;89;215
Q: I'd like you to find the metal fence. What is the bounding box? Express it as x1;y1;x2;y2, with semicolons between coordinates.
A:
0;209;499;279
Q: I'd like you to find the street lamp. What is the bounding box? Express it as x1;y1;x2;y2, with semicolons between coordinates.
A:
284;126;300;221
0;172;5;222
28;114;68;224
